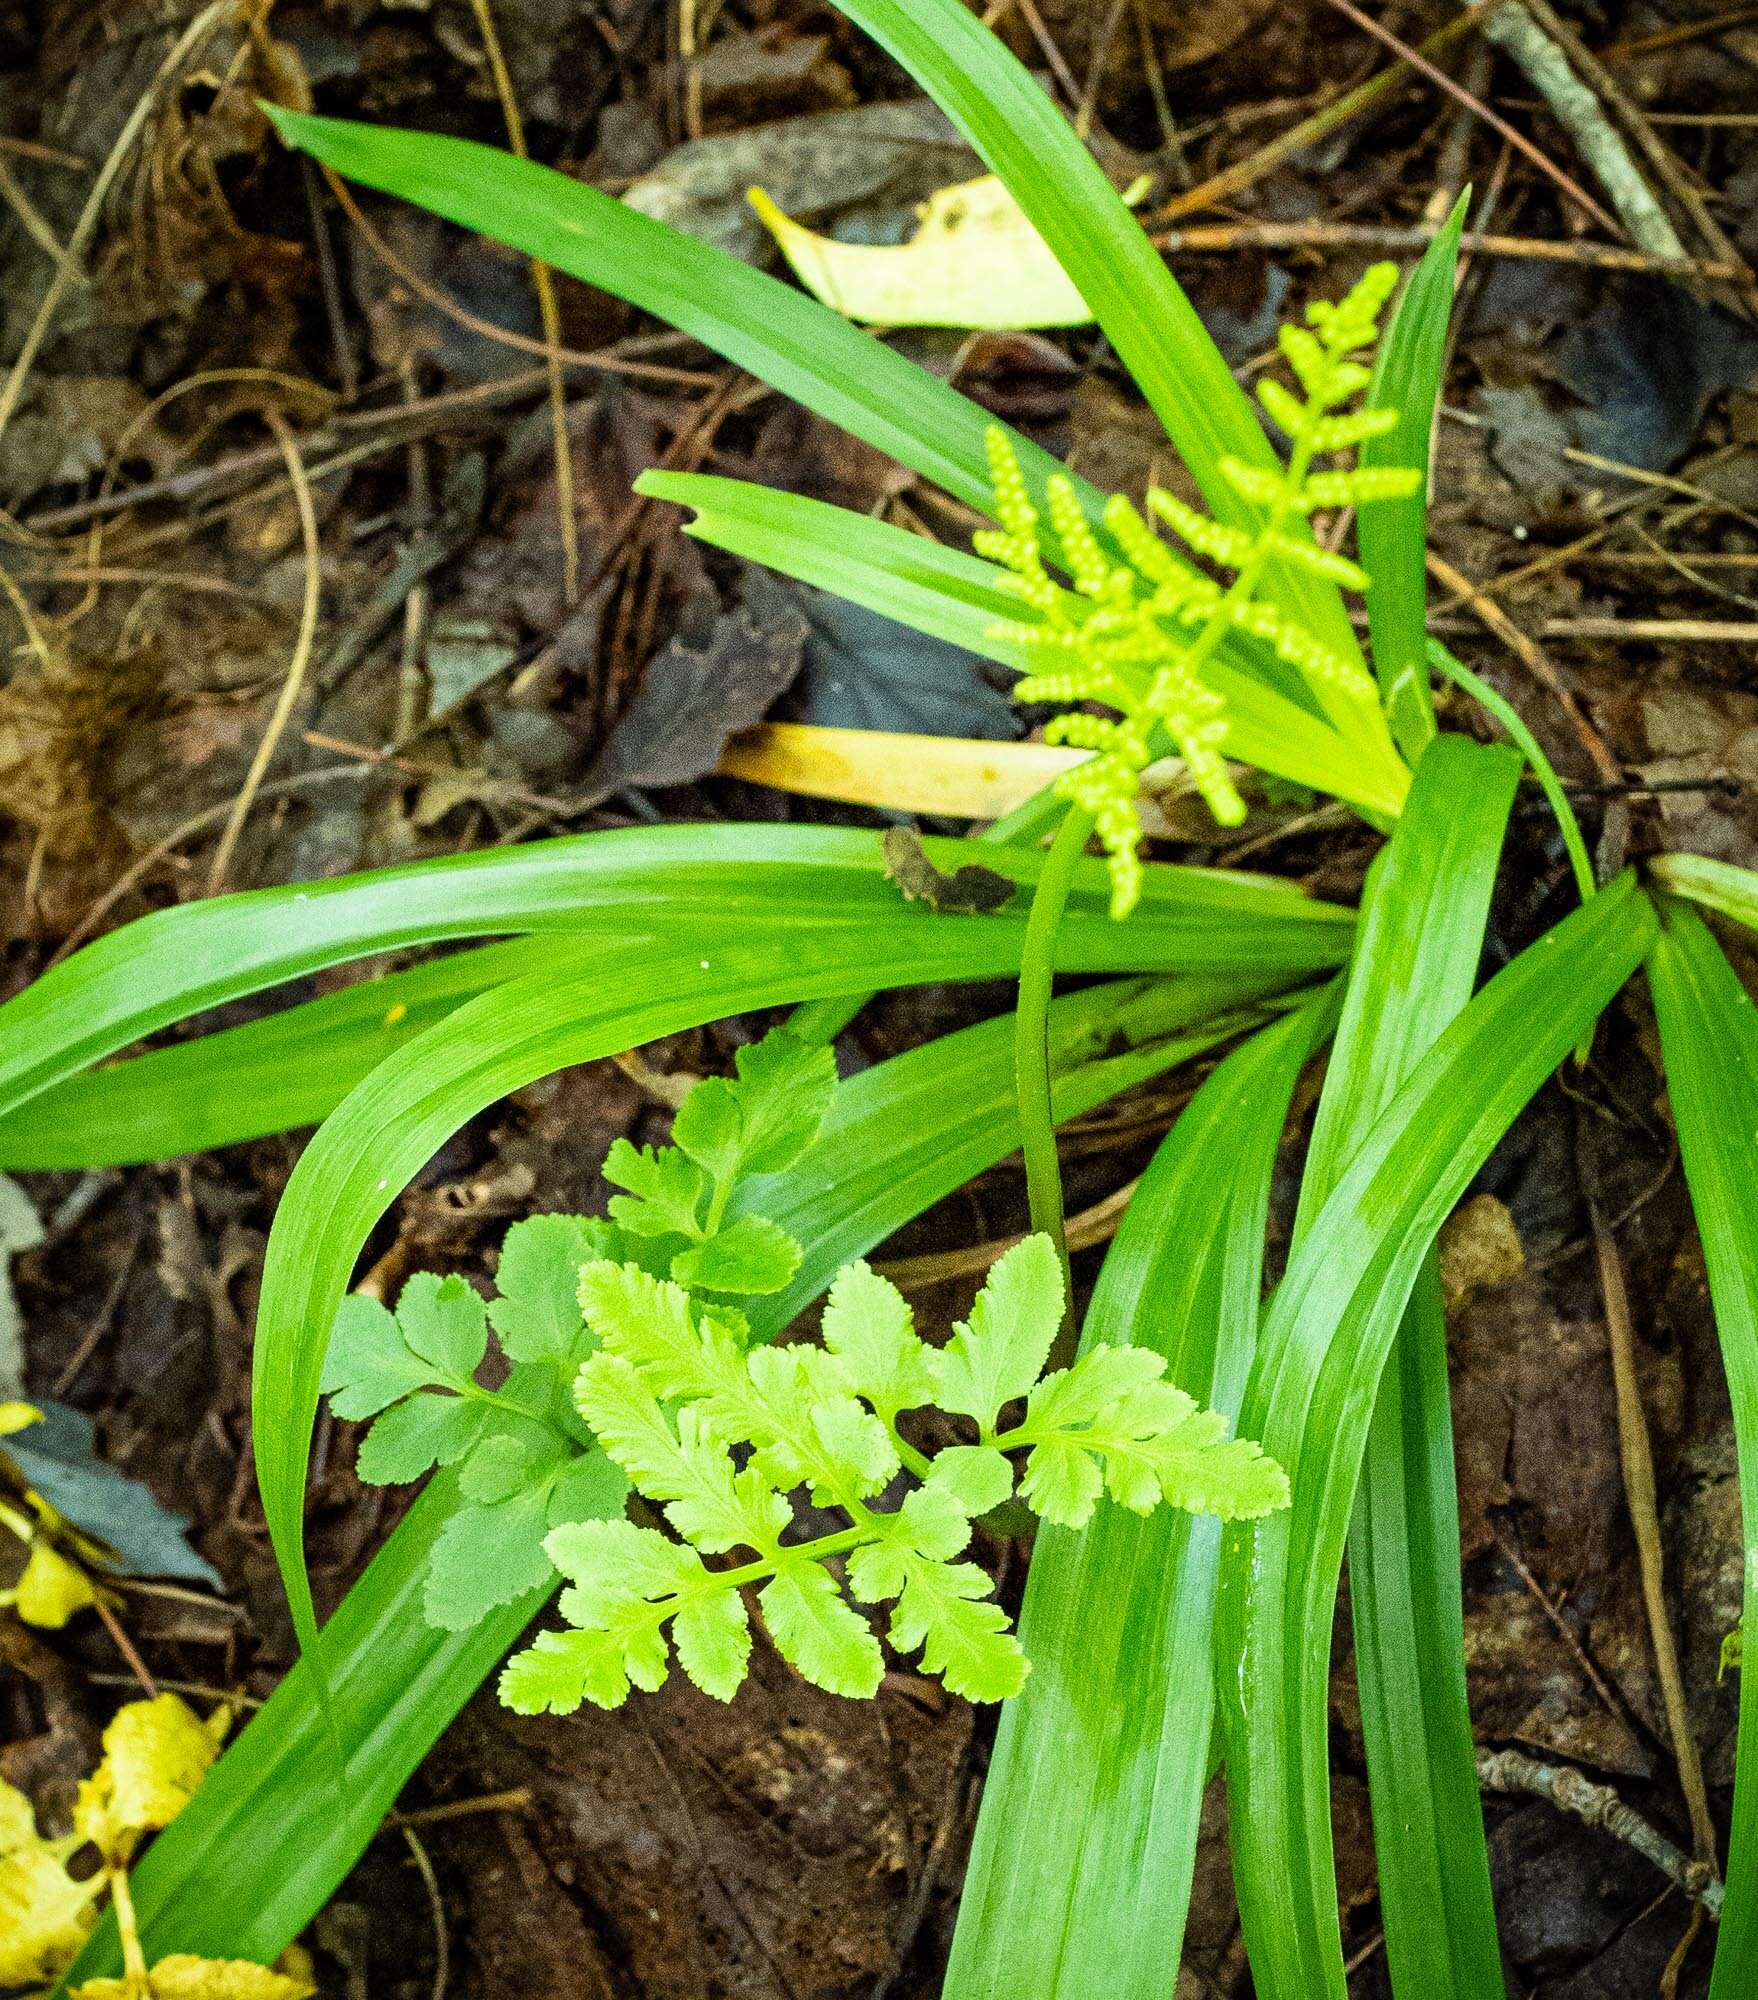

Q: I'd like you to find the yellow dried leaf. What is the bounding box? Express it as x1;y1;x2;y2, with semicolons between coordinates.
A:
0;1777;101;1985
749;175;1095;330
71;1952;316;2000
13;1535;100;1626
74;1694;229;1856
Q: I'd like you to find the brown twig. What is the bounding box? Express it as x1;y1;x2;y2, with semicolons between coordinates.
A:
402;1825;451;2000
1157;15;1479;221
1315;0;1624;236
321;168;718;385
205;412;323;895
1514;0;1758;313
875;1176;1141;1290
1590;1195;1721;1877
467;0;578;605
1477;1746;1722;1916
0;1;232;454
390;1788;533;1829
1151;214;1744;281
93;1593;159;1699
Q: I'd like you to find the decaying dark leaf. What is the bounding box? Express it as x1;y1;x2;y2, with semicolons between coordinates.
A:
574;588;808;807
881;827;1017;914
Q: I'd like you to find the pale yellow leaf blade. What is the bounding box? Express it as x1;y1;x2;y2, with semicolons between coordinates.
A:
748;175;1093;330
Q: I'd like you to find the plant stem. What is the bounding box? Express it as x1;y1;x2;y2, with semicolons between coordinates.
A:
108;1858;150;1994
886;1425;935;1481
1014;804;1093;1361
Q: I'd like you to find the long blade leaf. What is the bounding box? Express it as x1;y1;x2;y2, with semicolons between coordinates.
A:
1359;193;1467;758
638;471;1410;819
0;822;1347;1131
0;936;558;1168
264;106;1077;530
945;987;1338;1996
1215;870;1655;1998
1647;897;1758;2000
1294;731;1519;2000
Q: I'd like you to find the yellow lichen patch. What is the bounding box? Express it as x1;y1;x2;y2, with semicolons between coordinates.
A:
74;1694;231;1859
71;1952;317;2000
0;1777;102;1986
12;1533;101;1626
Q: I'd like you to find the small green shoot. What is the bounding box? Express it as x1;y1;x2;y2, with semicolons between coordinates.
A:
504;1231;1288;1713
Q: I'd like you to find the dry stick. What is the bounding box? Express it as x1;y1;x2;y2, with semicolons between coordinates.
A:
390;1788;534;1829
302;154;359;401
1129;0;1187;176
1477;1747;1723;1917
1153;213;1744;281
402;1824;451;2000
875;1174;1143;1291
1472;0;1685;258
467;0;578;605
1075;0;1131;138
321;168;715;386
92;1594;160;1699
1528;0;1758;309
1603;2;1758;59
1011;0;1084;104
1493;1528;1638;1728
0;0;232;455
1156;14;1479;221
0;150;84;283
204;413;324;895
1542;616;1758;643
1592;1205;1722;1875
1315;0;1624;236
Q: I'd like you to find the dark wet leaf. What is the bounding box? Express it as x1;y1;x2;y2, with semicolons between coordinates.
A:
6;1402;221;1585
787;587;1020;741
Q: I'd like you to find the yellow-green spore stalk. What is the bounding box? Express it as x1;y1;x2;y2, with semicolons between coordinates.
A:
978;262;1421;917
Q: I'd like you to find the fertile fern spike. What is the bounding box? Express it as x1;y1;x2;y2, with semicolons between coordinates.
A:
980;262;1421;917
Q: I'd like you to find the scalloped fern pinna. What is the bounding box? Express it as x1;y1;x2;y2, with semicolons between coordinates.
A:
502;1231;1289;1714
982;263;1420;916
321;1029;1290;1717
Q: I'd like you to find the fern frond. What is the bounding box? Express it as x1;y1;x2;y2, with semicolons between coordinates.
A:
978;263;1421;916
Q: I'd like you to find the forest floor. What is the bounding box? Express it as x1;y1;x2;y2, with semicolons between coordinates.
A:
6;1;1758;1994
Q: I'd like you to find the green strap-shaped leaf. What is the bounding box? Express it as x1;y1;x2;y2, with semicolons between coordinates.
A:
58;971;1311;1983
1215;871;1654;2000
1359;193;1467;758
1647;898;1758;2000
0;823;1350;1152
0;935;558;1169
1293;734;1519;2000
264;105;1076;533
946;986;1337;1997
1649;851;1758;933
